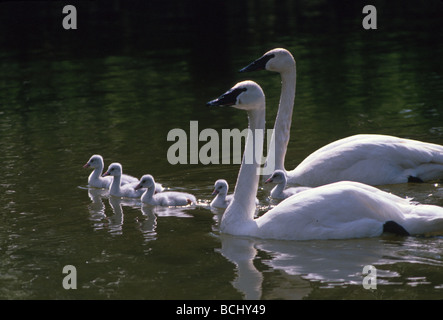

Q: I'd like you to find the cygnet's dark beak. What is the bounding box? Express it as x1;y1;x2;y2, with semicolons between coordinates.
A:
134;183;142;191
101;171;110;177
83;163;90;168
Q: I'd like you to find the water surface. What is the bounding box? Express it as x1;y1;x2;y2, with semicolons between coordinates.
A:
1;0;443;299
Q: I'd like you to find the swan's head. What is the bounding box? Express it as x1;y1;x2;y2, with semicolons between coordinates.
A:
83;154;104;169
265;170;287;185
206;80;265;111
212;179;229;196
102;162;122;177
239;48;295;73
134;174;155;191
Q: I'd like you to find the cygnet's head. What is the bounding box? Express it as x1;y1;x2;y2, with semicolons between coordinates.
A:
212;179;229;196
265;170;287;185
239;48;295;73
83;154;104;169
102;163;122;177
134;174;155;191
206;80;265;112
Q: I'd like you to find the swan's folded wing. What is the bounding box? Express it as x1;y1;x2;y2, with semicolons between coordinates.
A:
290;135;443;186
256;182;416;240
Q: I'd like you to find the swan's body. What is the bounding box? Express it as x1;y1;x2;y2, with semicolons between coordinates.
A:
135;174;196;206
210;179;258;209
240;48;443;186
83;154;139;188
287;134;443;187
208;80;443;240
257;181;443;240
265;170;310;200
102;163;145;198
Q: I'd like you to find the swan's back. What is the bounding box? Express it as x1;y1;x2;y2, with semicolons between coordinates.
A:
289;134;443;186
255;181;443;240
154;191;196;206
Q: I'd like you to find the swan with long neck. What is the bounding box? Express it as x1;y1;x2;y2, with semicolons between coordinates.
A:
207;81;443;240
83;154;139;188
240;48;443;186
240;48;295;175
207;81;265;235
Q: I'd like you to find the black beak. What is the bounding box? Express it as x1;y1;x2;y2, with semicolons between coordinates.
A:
206;87;247;107
239;53;275;72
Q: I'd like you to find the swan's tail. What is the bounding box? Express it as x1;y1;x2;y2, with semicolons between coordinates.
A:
401;205;443;236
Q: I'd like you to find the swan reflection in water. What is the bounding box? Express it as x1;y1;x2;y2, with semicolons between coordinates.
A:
218;233;443;299
86;188;193;239
86;188;108;223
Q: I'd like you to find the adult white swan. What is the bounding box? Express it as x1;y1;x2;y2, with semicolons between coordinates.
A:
207;80;443;240
240;48;443;186
135;174;196;206
83;154;139;188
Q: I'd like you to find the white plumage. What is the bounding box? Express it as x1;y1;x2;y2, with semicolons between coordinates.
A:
210;179;258;209
240;48;443;186
265;170;310;199
102;162;145;198
208;80;443;241
83;154;138;188
255;181;443;240
210;179;233;209
287;134;443;187
135;174;196;206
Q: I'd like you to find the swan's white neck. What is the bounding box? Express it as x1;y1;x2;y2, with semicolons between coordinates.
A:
266;66;296;173
89;163;104;182
141;186;155;203
109;174;122;194
270;181;285;198
221;106;265;234
213;193;226;203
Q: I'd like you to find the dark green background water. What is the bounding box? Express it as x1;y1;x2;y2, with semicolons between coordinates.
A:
1;0;443;299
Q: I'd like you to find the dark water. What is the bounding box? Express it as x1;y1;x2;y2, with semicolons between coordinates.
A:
1;0;443;300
